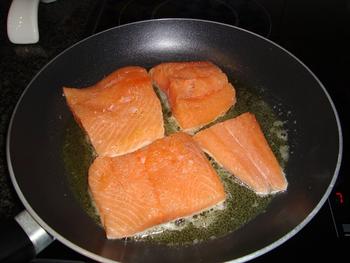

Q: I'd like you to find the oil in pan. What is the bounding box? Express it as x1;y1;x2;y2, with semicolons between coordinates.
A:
62;79;290;246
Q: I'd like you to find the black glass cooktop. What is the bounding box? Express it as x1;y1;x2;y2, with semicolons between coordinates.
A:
1;0;348;262
95;0;350;246
114;0;272;37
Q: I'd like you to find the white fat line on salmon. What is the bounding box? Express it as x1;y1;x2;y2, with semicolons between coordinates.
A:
206;149;248;191
208;153;273;197
227;168;286;196
206;148;286;197
223;124;273;192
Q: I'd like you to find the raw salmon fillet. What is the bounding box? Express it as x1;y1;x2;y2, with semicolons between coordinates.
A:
193;112;287;195
89;132;226;238
63;66;164;157
149;61;236;132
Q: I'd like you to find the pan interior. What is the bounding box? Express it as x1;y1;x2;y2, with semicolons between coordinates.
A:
62;79;289;245
7;19;341;263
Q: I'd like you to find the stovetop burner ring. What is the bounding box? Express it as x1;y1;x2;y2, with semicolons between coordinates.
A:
151;0;240;26
117;0;272;38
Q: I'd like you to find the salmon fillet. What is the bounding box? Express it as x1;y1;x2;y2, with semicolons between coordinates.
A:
193;112;287;195
63;66;164;157
149;61;236;132
89;132;226;238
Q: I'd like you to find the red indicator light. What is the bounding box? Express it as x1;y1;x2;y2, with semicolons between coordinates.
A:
335;192;344;204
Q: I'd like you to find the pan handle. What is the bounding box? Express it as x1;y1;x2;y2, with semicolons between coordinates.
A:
0;210;54;262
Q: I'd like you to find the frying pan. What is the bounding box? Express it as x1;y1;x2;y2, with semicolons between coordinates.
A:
3;19;342;262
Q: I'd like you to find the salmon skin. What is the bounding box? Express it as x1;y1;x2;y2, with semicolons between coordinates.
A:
194;112;287;195
63;66;164;157
88;132;226;239
149;61;236;132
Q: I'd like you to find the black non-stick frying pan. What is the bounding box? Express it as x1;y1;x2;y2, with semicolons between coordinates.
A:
3;19;342;262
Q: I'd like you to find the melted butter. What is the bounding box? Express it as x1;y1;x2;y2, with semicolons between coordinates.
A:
134;201;226;239
62;122;100;223
63;79;289;245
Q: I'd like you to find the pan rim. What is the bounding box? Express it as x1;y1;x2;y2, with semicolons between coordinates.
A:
6;18;343;263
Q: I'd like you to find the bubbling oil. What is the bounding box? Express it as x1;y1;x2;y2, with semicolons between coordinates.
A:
62;79;289;245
